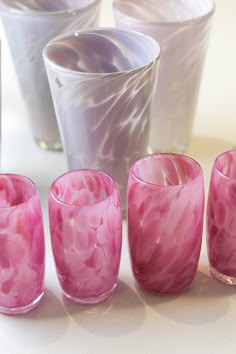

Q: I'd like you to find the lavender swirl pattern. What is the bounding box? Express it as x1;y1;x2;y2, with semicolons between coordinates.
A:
0;0;101;149
0;0;96;12
207;150;236;284
49;169;122;304
127;154;204;294
113;0;215;153
0;174;45;314
44;29;160;209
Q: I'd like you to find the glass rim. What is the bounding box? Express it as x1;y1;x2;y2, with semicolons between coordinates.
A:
130;153;203;188
214;149;236;180
50;169;118;208
0;0;100;17
113;0;215;27
43;27;161;77
0;173;37;209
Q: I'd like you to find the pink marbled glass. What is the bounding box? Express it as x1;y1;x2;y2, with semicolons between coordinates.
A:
127;154;204;294
0;174;45;315
207;150;236;285
49;169;122;304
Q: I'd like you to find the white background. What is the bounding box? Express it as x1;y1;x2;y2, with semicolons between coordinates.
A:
1;0;236;353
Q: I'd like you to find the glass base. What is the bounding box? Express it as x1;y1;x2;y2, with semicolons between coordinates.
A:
148;144;188;155
0;292;44;315
63;283;117;305
210;267;236;285
136;281;191;296
35;138;62;151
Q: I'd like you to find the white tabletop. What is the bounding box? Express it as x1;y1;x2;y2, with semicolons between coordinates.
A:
1;0;236;353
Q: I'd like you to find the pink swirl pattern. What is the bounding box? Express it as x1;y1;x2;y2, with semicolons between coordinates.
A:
207;150;236;284
44;28;160;209
0;0;101;149
127;154;204;294
113;0;215;153
0;174;45;314
49;169;122;304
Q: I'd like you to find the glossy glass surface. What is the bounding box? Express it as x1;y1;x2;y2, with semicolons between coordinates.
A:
113;0;215;153
127;153;205;294
207;150;236;284
44;28;160;209
0;174;45;314
0;0;101;150
49;169;122;304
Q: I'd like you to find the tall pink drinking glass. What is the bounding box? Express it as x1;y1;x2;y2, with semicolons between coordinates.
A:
127;153;204;294
207;150;236;285
48;169;122;304
0;174;45;315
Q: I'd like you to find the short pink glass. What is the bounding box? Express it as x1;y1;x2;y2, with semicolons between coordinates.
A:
49;169;122;304
207;150;236;285
127;153;205;294
0;174;45;315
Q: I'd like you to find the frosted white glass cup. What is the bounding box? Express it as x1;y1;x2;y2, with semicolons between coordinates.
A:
44;28;160;211
113;0;215;153
0;0;101;150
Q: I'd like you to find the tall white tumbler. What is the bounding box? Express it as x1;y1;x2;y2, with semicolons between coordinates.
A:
113;0;215;153
0;0;101;150
44;28;160;211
